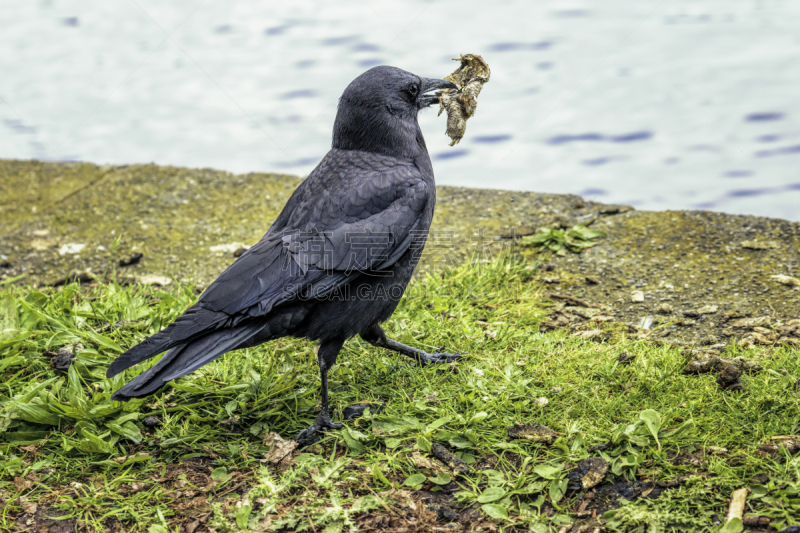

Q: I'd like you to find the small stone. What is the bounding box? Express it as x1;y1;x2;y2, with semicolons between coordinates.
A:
536;397;549;407
696;305;719;315
209;243;249;254
137;275;171;286
143;416;161;428
574;329;605;340
119;252;143;267
771;274;800;288
729;316;771;328
233;247;249;257
739;332;773;347
631;290;644;302
700;335;718;346
585;276;599;285
543;277;561;284
655;303;673;314
741;241;778;250
571;307;602;319
58;243;85;255
30;238;57;251
617;352;635;364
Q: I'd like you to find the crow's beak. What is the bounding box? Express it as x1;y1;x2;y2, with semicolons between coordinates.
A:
419;78;458;108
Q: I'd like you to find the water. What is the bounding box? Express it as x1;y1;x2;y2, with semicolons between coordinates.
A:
2;0;800;220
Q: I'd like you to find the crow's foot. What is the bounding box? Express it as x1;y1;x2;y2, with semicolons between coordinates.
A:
295;410;343;446
395;348;465;370
419;347;466;365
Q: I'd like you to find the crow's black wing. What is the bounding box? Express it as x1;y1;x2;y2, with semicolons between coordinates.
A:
107;153;429;377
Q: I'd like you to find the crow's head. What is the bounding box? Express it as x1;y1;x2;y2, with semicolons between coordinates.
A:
332;66;456;158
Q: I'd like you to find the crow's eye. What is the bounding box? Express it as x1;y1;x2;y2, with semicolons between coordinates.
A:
408;83;419;96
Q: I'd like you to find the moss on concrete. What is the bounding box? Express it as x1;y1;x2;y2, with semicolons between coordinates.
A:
1;158;798;347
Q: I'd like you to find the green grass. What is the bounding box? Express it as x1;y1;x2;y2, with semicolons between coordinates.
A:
1;255;799;532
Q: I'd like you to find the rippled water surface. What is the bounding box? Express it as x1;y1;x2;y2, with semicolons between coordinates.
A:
2;0;800;219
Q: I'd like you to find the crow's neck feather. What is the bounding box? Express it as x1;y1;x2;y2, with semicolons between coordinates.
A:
332;102;423;160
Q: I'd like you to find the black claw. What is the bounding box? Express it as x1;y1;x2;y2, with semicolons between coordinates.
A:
423;351;465;364
294;411;343;446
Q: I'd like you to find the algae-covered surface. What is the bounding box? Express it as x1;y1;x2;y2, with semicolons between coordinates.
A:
1;158;800;348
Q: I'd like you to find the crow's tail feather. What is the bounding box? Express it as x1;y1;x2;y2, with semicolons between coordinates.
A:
105;305;227;379
110;321;264;401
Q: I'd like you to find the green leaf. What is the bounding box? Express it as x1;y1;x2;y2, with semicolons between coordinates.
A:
372;416;421;435
425;416;452;433
107;421;143;444
324;520;344;533
13;403;61;426
480;503;509;520
211;467;232;483
341;428;365;454
533;464;561;480
639;409;662;451
384;438;402;449
416;435;432;453
469;412;488;425
236;504;252;529
719;518;743;533
448;434;473;449
429;472;452;485
351;495;381;513
512;481;547;495
372;467;391;487
0;355;25;372
659;419;694;439
404;473;427;488
549;478;568;504
477;486;506;503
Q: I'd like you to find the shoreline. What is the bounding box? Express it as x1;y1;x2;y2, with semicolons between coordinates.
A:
2;158;798;347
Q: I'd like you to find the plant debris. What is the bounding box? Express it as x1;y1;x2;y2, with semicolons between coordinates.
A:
717;362;746;391
683;355;762;374
522;223;608;255
507;422;561;444
430;443;470;475
567;458;609;491
437;54;491;145
262;432;298;471
343;401;385;421
47;344;82;371
143;416;161;428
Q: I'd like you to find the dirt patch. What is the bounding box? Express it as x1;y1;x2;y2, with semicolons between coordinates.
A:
5;458;250;533
9;505;78;533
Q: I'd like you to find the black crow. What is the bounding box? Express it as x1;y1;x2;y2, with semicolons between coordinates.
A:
107;66;462;442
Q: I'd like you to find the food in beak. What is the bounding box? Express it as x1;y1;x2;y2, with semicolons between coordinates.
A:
437;54;491;146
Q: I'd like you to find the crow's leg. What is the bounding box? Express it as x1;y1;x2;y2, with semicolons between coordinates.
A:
361;325;465;365
296;338;345;444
